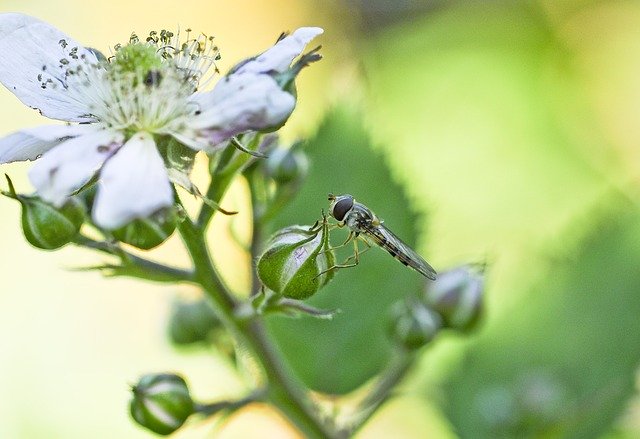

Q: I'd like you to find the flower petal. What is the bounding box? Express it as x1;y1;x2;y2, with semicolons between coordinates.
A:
29;129;123;206
234;27;323;75
167;130;211;152
93;132;173;230
0;124;100;163
189;73;295;145
0;13;99;122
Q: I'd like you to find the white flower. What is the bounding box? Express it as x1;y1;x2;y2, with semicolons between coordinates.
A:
0;13;322;229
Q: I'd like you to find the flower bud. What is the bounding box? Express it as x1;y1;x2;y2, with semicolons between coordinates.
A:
168;298;220;346
424;265;484;332
6;183;85;249
22;196;85;250
257;221;335;300
112;208;177;250
130;373;195;436
265;146;308;184
387;300;442;350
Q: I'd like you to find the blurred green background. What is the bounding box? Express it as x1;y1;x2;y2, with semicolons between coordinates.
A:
2;0;640;437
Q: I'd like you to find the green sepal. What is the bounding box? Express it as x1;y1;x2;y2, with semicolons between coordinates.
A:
156;136;198;176
112;208;178;250
251;288;340;320
273;46;322;93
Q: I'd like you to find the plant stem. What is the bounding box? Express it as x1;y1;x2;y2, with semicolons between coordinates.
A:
197;146;254;230
347;351;416;435
73;235;194;283
244;166;266;296
195;389;266;416
177;217;337;439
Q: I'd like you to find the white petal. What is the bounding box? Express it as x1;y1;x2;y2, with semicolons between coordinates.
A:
0;13;99;122
167;130;211;151
0;123;99;163
93;132;173;230
234;27;323;75
189;73;295;143
29;129;123;206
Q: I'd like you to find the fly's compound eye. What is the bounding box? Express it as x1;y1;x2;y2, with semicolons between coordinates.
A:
332;196;354;221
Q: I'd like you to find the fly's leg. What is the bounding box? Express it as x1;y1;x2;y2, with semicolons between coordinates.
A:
316;234;362;278
334;231;355;250
318;229;353;258
342;237;371;264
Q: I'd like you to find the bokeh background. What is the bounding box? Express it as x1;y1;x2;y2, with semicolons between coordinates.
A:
2;0;640;437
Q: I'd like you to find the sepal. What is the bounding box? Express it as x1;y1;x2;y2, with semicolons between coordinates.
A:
111;207;178;250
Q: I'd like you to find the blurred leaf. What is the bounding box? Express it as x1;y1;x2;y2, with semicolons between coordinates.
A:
266;106;427;394
439;199;640;438
361;2;610;271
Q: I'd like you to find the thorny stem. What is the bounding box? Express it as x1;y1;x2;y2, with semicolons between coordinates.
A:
73;235;194;283
179;161;337;439
244;164;267;296
194;390;265;416
177;216;337;439
74;142;414;437
347;351;416;436
196;137;258;230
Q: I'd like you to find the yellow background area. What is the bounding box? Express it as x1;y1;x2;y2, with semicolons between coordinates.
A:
2;0;640;438
0;1;341;438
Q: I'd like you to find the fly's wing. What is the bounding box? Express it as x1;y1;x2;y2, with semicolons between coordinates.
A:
361;222;437;280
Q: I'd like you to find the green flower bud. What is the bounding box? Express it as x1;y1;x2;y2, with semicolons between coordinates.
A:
168;298;220;346
22;197;85;250
2;176;85;250
265;146;308;184
424;265;484;332
112;208;178;250
388;300;442;350
130;373;195;436
257;221;335;300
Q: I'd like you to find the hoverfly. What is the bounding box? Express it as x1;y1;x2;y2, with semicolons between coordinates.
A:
327;194;437;280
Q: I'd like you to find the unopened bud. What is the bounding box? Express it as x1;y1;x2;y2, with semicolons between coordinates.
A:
257;221;335;300
130;373;195;436
388;300;442;350
3;177;85;250
168;298;220;346
424;265;484;331
265;146;308;184
112;208;178;250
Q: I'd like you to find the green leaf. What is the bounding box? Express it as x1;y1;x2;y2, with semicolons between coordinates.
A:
361;2;610;271
266;106;427;394
439;199;640;438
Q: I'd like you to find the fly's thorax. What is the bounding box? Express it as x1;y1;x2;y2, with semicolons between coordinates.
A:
344;202;377;232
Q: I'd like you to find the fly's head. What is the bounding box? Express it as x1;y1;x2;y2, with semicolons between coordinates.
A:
328;193;354;224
